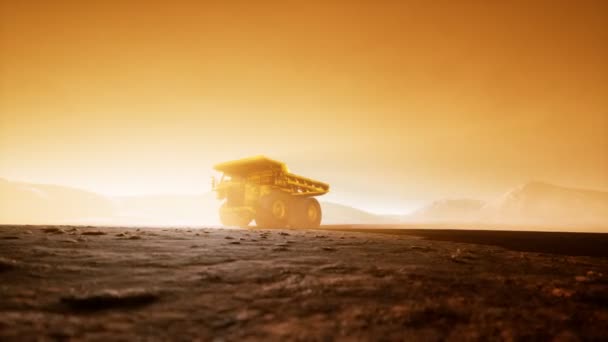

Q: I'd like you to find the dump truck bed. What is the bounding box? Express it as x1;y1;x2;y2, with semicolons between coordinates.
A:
283;172;329;196
213;155;286;176
213;156;329;196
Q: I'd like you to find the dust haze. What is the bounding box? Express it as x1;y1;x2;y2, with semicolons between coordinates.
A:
1;0;607;217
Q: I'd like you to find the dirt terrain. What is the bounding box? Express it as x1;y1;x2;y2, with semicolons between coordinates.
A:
1;225;607;341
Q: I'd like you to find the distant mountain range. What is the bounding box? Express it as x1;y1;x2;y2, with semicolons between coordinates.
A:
1;178;607;229
404;181;608;227
481;181;608;226
0;178;115;225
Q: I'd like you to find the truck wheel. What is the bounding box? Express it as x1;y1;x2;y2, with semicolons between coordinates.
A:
255;192;289;228
290;197;322;228
219;203;252;227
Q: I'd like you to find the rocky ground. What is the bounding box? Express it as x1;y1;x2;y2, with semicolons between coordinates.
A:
1;225;607;341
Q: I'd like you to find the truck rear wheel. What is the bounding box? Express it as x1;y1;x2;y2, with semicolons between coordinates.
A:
219;203;252;227
255;192;290;228
289;197;322;228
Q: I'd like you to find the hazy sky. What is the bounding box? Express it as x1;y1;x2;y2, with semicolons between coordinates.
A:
1;1;607;213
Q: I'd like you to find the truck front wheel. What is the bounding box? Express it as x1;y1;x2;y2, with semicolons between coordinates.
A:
219;203;252;227
255;192;290;228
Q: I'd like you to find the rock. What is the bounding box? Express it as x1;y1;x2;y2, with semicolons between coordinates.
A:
0;257;18;272
450;248;476;264
235;309;260;322
81;231;106;236
60;288;160;311
552;330;580;342
410;246;432;252
42;227;65;234
551;288;575;298
200;272;223;283
575;271;604;283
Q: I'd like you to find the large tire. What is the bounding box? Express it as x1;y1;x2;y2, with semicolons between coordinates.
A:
289;197;322;228
219;203;252;227
255;191;290;228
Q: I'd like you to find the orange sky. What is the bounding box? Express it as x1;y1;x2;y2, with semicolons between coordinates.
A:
1;1;607;213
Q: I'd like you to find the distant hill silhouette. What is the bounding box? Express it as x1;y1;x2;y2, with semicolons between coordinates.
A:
408;199;484;222
482;181;608;225
409;182;608;227
113;193;219;225
319;202;392;224
0;178;115;224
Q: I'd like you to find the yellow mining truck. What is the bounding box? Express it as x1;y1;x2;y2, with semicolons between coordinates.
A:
212;156;329;228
